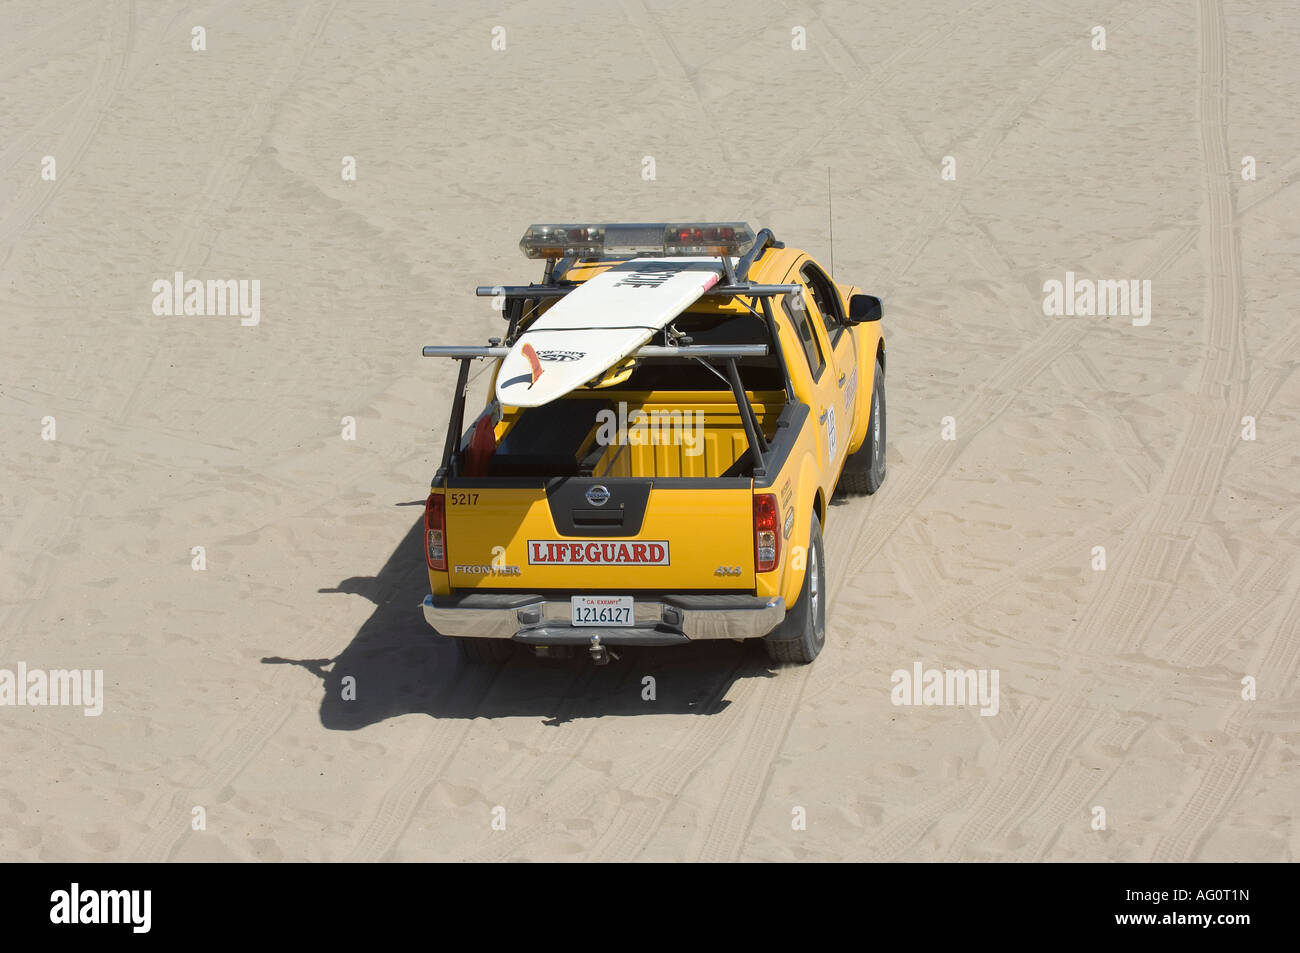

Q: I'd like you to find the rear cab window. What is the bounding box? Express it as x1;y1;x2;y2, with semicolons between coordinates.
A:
800;261;845;347
782;293;826;382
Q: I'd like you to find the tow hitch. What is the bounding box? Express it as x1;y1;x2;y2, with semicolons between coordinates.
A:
589;634;620;666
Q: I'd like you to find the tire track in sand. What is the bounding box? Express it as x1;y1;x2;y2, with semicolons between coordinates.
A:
0;2;136;666
344;663;597;861
469;654;754;862
691;4;1192;861
1069;0;1246;661
0;0;133;276
929;0;1254;863
128;1;355;863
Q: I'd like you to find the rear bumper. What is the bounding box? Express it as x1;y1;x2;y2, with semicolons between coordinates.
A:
421;592;785;644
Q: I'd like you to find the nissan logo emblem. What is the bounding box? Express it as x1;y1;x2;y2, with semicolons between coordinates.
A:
585;485;610;507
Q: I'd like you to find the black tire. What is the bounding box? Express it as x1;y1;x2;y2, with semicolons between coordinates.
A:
456;638;515;665
764;514;827;665
838;359;886;495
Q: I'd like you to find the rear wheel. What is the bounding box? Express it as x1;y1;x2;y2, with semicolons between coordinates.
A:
764;514;827;665
456;638;515;665
838;359;886;495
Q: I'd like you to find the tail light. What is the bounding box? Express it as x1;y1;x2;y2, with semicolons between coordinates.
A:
425;493;446;571
754;494;780;573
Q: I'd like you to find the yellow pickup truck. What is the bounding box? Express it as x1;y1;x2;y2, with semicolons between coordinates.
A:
420;223;885;665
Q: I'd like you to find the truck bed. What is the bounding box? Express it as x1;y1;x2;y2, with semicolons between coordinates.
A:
486;390;786;481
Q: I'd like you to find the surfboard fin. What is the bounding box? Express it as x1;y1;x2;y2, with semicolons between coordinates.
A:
586;356;637;389
520;342;544;387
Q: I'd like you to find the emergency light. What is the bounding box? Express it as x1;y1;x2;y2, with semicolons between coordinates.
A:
519;222;756;259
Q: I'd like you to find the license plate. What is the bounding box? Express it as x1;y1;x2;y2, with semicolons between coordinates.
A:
571;595;634;627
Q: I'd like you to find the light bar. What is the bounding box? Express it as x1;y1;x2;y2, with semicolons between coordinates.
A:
474;282;801;299
519;222;756;259
422;344;768;360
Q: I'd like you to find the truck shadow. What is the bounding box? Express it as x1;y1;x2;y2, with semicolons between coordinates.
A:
265;512;777;729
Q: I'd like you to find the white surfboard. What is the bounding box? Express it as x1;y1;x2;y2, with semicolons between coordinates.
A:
495;258;725;408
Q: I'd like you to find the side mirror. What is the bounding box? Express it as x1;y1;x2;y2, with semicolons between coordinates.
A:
848;294;882;324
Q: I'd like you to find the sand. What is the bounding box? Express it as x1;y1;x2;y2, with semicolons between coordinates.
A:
0;0;1296;861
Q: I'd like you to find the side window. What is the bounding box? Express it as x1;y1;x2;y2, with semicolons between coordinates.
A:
783;295;825;381
801;263;845;345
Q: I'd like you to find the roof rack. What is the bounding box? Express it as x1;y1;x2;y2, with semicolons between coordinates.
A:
425;344;774;478
425;227;792;481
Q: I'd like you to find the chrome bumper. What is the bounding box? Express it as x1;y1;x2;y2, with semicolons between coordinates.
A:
421;593;785;643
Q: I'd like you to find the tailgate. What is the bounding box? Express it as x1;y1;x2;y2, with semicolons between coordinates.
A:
443;478;754;591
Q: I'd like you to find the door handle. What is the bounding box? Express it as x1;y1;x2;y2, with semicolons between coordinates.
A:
837;373;846;386
818;409;828;424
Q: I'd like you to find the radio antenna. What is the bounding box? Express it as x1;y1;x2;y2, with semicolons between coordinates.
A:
827;167;835;279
